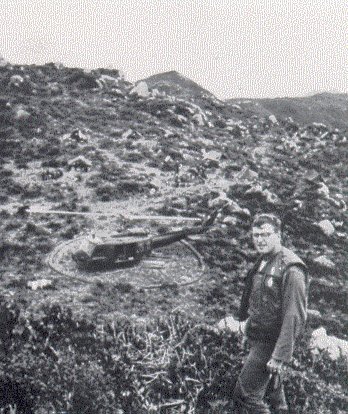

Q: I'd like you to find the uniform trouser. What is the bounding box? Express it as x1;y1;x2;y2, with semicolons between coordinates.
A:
232;340;288;413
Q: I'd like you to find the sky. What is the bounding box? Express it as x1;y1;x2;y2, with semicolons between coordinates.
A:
0;0;347;100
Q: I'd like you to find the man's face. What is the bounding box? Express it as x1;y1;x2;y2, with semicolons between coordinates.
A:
252;223;281;254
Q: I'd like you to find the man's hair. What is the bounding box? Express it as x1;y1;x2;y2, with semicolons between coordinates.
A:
252;213;282;233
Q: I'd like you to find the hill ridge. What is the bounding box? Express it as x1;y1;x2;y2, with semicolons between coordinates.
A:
141;70;217;100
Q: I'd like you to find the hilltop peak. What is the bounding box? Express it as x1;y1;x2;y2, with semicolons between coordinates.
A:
144;70;192;82
141;71;216;100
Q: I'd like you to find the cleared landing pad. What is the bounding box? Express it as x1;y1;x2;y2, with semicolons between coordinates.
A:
47;237;205;289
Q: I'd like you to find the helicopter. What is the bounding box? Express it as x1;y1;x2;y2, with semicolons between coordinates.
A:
70;208;219;271
14;204;223;281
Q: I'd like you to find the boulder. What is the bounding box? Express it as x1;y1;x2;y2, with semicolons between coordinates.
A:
0;55;10;67
317;183;330;199
252;146;267;159
47;82;62;95
130;81;150;98
15;108;31;120
163;129;175;138
122;129;142;140
41;168;63;181
234;166;258;182
176;114;187;124
209;191;230;208
269;114;278;124
110;88;125;97
70;129;88;143
310;327;348;360
9;74;25;87
216;315;243;333
312;122;327;129
304;170;323;183
202;150;220;168
97;74;120;89
262;189;281;205
122;129;134;140
192;113;205;126
68;156;92;171
245;183;262;194
222;216;238;226
316;219;335;237
151;88;161;97
245;185;280;205
28;279;53;290
313;255;335;269
307;309;321;318
53;62;64;70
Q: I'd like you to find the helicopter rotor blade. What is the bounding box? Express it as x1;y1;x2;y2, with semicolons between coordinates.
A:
25;207;202;222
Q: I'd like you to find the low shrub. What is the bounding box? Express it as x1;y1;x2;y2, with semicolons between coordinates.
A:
0;299;346;413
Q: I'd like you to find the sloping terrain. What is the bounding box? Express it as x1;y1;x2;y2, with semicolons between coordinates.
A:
0;63;347;413
228;92;348;129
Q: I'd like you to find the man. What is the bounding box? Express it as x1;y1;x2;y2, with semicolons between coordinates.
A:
232;213;308;413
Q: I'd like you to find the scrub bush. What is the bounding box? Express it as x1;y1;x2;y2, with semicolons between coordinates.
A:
0;299;346;413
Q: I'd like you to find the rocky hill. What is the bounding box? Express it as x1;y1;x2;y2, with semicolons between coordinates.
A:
0;60;347;340
228;92;348;129
0;62;347;413
142;70;217;100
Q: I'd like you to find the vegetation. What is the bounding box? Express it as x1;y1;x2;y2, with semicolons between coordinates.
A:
0;299;346;414
0;62;346;412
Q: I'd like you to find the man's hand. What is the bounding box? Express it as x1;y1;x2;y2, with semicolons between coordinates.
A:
238;321;247;336
267;358;283;374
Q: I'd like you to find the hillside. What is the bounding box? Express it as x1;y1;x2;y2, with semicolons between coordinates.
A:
228;93;348;129
0;62;347;413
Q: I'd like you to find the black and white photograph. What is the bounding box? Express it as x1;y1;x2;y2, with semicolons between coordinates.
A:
0;1;347;413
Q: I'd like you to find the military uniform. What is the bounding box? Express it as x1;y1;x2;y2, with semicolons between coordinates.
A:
233;247;308;413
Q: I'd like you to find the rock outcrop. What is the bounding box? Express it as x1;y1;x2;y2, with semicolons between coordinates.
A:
310;327;348;360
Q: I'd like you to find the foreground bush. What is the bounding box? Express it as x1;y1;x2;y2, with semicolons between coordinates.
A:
0;298;346;413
